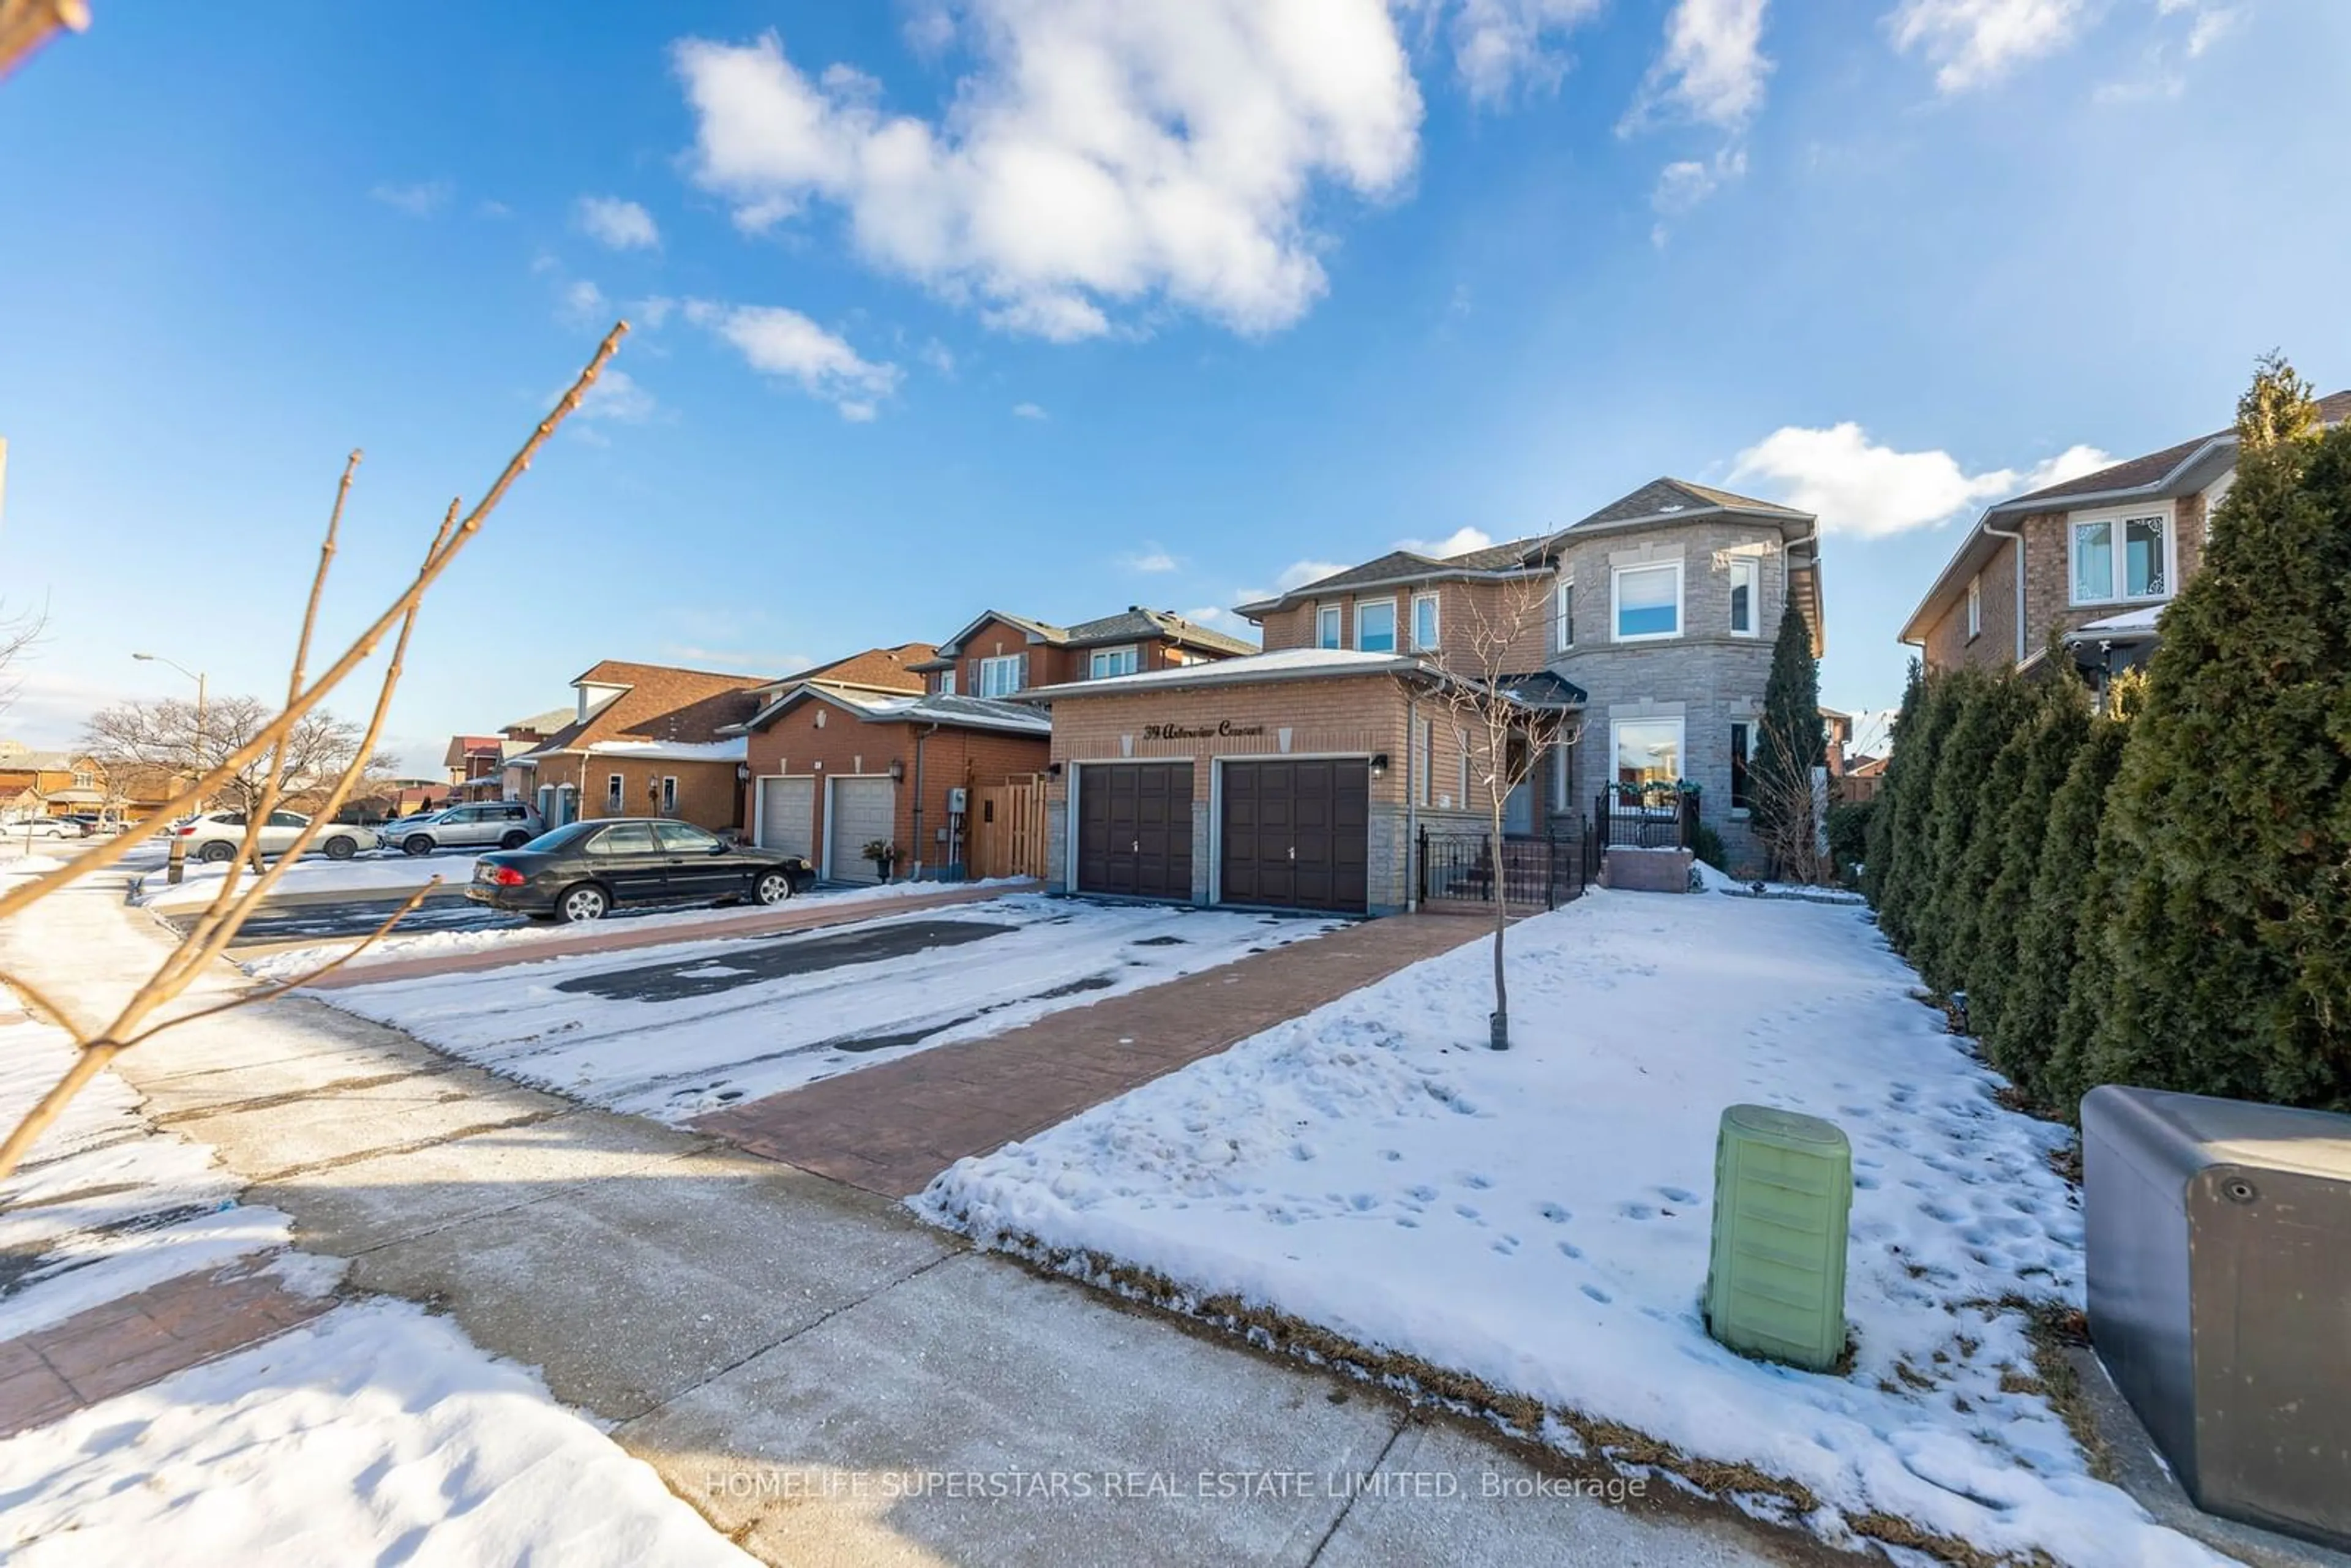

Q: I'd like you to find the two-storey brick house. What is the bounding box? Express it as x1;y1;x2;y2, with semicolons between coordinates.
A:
910;607;1257;697
1901;391;2351;686
1016;478;1823;910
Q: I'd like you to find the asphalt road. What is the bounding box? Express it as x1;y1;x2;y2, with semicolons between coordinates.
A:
551;917;1019;1004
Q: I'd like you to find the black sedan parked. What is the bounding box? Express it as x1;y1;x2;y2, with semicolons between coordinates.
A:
465;818;816;923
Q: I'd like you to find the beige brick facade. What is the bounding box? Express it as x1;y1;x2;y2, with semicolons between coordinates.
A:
926;616;1236;697
1259;579;1551;672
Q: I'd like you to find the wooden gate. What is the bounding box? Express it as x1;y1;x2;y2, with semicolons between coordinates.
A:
970;775;1048;881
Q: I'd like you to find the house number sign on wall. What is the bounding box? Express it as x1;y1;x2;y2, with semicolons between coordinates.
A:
1141;718;1267;741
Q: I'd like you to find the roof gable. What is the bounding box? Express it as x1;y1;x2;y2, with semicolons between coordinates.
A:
1570;478;1807;530
533;661;768;755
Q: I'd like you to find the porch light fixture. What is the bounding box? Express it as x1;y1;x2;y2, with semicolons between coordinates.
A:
1370;753;1389;777
735;763;751;782
1047;762;1063;777
887;759;906;781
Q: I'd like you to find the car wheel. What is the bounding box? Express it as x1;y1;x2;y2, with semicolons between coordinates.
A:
498;830;530;849
323;835;358;860
197;841;236;863
402;835;435;857
754;869;794;906
556;883;609;923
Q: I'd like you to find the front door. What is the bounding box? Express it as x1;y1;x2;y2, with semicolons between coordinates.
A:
585;819;666;902
1076;763;1193;899
1220;759;1370;913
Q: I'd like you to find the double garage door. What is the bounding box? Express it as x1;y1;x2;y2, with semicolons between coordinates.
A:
1220;759;1369;914
754;775;896;883
1077;758;1369;913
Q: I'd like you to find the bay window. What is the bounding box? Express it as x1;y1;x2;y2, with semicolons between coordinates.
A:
1556;577;1575;650
1613;561;1682;642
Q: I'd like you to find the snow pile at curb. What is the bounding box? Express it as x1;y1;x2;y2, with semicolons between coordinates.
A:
136;852;479;910
920;891;2218;1567
0;1298;755;1567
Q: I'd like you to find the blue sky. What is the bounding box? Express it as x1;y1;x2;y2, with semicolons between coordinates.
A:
2;1;2344;771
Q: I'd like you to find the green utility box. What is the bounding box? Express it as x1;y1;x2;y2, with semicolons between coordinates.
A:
1703;1105;1853;1372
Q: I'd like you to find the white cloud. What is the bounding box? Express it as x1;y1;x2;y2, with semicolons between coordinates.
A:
576;195;662;250
629;294;678;329
1123;547;1179;572
570;368;659;424
1652;144;1747;215
1445;0;1607;105
1885;0;2088;93
2096;1;2241;104
1727;422;2113;538
1275;559;1348;591
685;300;901;420
671;7;1422;340
1011;401;1049;420
370;179;452;217
1622;0;1772;132
559;278;611;329
1183;604;1256;634
1397;526;1494;557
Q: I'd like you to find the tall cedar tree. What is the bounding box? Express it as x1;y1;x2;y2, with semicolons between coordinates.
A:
1747;604;1828;877
1875;672;1963;952
2081;357;2351;1109
1910;672;2033;992
1944;701;2038;1007
1967;681;2092;1048
1863;660;1924;908
2005;719;2130;1111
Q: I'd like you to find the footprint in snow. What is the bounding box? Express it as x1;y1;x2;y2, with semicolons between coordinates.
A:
1348;1193;1378;1212
1461;1172;1495;1190
1406;1185;1438;1203
1537;1202;1571;1224
1557;1240;1584;1259
1580;1284;1613;1305
1380;1149;1403;1163
1620;1202;1655;1221
1396;1217;1420;1228
1454;1203;1482;1221
1492;1236;1519;1256
1657;1186;1697;1204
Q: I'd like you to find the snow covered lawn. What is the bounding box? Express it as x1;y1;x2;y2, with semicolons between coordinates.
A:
136;850;478;910
920;890;2211;1567
0;1300;752;1567
310;895;1344;1122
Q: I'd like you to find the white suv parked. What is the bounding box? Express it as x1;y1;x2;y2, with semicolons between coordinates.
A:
173;809;367;863
380;800;543;857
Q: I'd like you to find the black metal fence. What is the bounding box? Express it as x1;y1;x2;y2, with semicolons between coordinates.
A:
1417;823;1588;913
1594;790;1699;850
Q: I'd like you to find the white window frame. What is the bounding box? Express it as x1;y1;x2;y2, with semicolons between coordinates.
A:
1087;645;1140;679
1355;596;1399;654
1556;576;1575;651
605;773;624;812
1728;557;1760;637
977;653;1025;699
1610;716;1686;789
937;669;956;696
1966;575;1982;641
1611;561;1683;643
659;775;679;814
1409;591;1441;653
2068;503;2176;607
1315;604;1343;649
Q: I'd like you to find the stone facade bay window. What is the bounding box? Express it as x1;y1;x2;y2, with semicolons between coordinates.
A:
1612;561;1681;641
1613;716;1684;787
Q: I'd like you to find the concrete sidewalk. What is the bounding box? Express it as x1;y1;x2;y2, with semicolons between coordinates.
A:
699;914;1492;1196
295;879;1034;989
0;876;1818;1568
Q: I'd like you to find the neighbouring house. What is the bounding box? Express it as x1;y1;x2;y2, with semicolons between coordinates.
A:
1018;478;1824;909
0;743;165;821
506;660;767;834
738;684;1051;884
1839;753;1888;805
910;608;1256;697
1900;390;2351;691
443;734;504;790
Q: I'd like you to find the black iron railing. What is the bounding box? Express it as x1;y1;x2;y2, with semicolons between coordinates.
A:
1595;790;1698;850
1416;823;1588;912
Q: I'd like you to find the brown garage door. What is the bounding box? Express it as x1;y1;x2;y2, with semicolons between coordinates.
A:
1076;763;1194;899
1220;759;1369;913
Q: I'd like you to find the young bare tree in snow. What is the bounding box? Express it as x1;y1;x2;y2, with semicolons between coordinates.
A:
1416;567;1582;1051
0;325;626;1180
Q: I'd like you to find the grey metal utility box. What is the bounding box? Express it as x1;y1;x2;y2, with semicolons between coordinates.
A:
2083;1085;2351;1551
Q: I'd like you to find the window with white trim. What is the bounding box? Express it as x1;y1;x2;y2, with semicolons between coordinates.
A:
1729;558;1758;636
1612;561;1681;642
937;669;956;696
659;776;678;814
606;773;624;811
1355;598;1398;653
1612;717;1684;787
1411;591;1440;653
977;653;1026;698
1315;604;1342;649
1087;645;1139;678
1966;575;1982;640
2071;509;2171;604
72;770;94;789
1556;577;1575;651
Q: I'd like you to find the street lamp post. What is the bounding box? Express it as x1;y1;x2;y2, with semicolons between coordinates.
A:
131;652;206;809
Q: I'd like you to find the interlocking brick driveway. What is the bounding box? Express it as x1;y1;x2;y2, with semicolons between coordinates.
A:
696;913;1492;1196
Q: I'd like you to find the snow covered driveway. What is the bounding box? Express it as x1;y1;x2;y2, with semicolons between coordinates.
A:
923;890;2216;1567
312;896;1345;1123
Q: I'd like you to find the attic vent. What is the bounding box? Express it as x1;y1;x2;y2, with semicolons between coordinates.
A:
1659;503;1685;512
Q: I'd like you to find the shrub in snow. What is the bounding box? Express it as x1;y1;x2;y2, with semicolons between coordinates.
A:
2080;356;2351;1111
2011;716;2131;1117
1965;682;2091;1051
1860;659;1921;911
1911;670;2032;994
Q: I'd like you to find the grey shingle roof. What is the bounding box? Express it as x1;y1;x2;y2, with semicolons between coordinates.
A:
2011;390;2351;505
1060;607;1258;656
1569;478;1807;530
1281;535;1554;599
